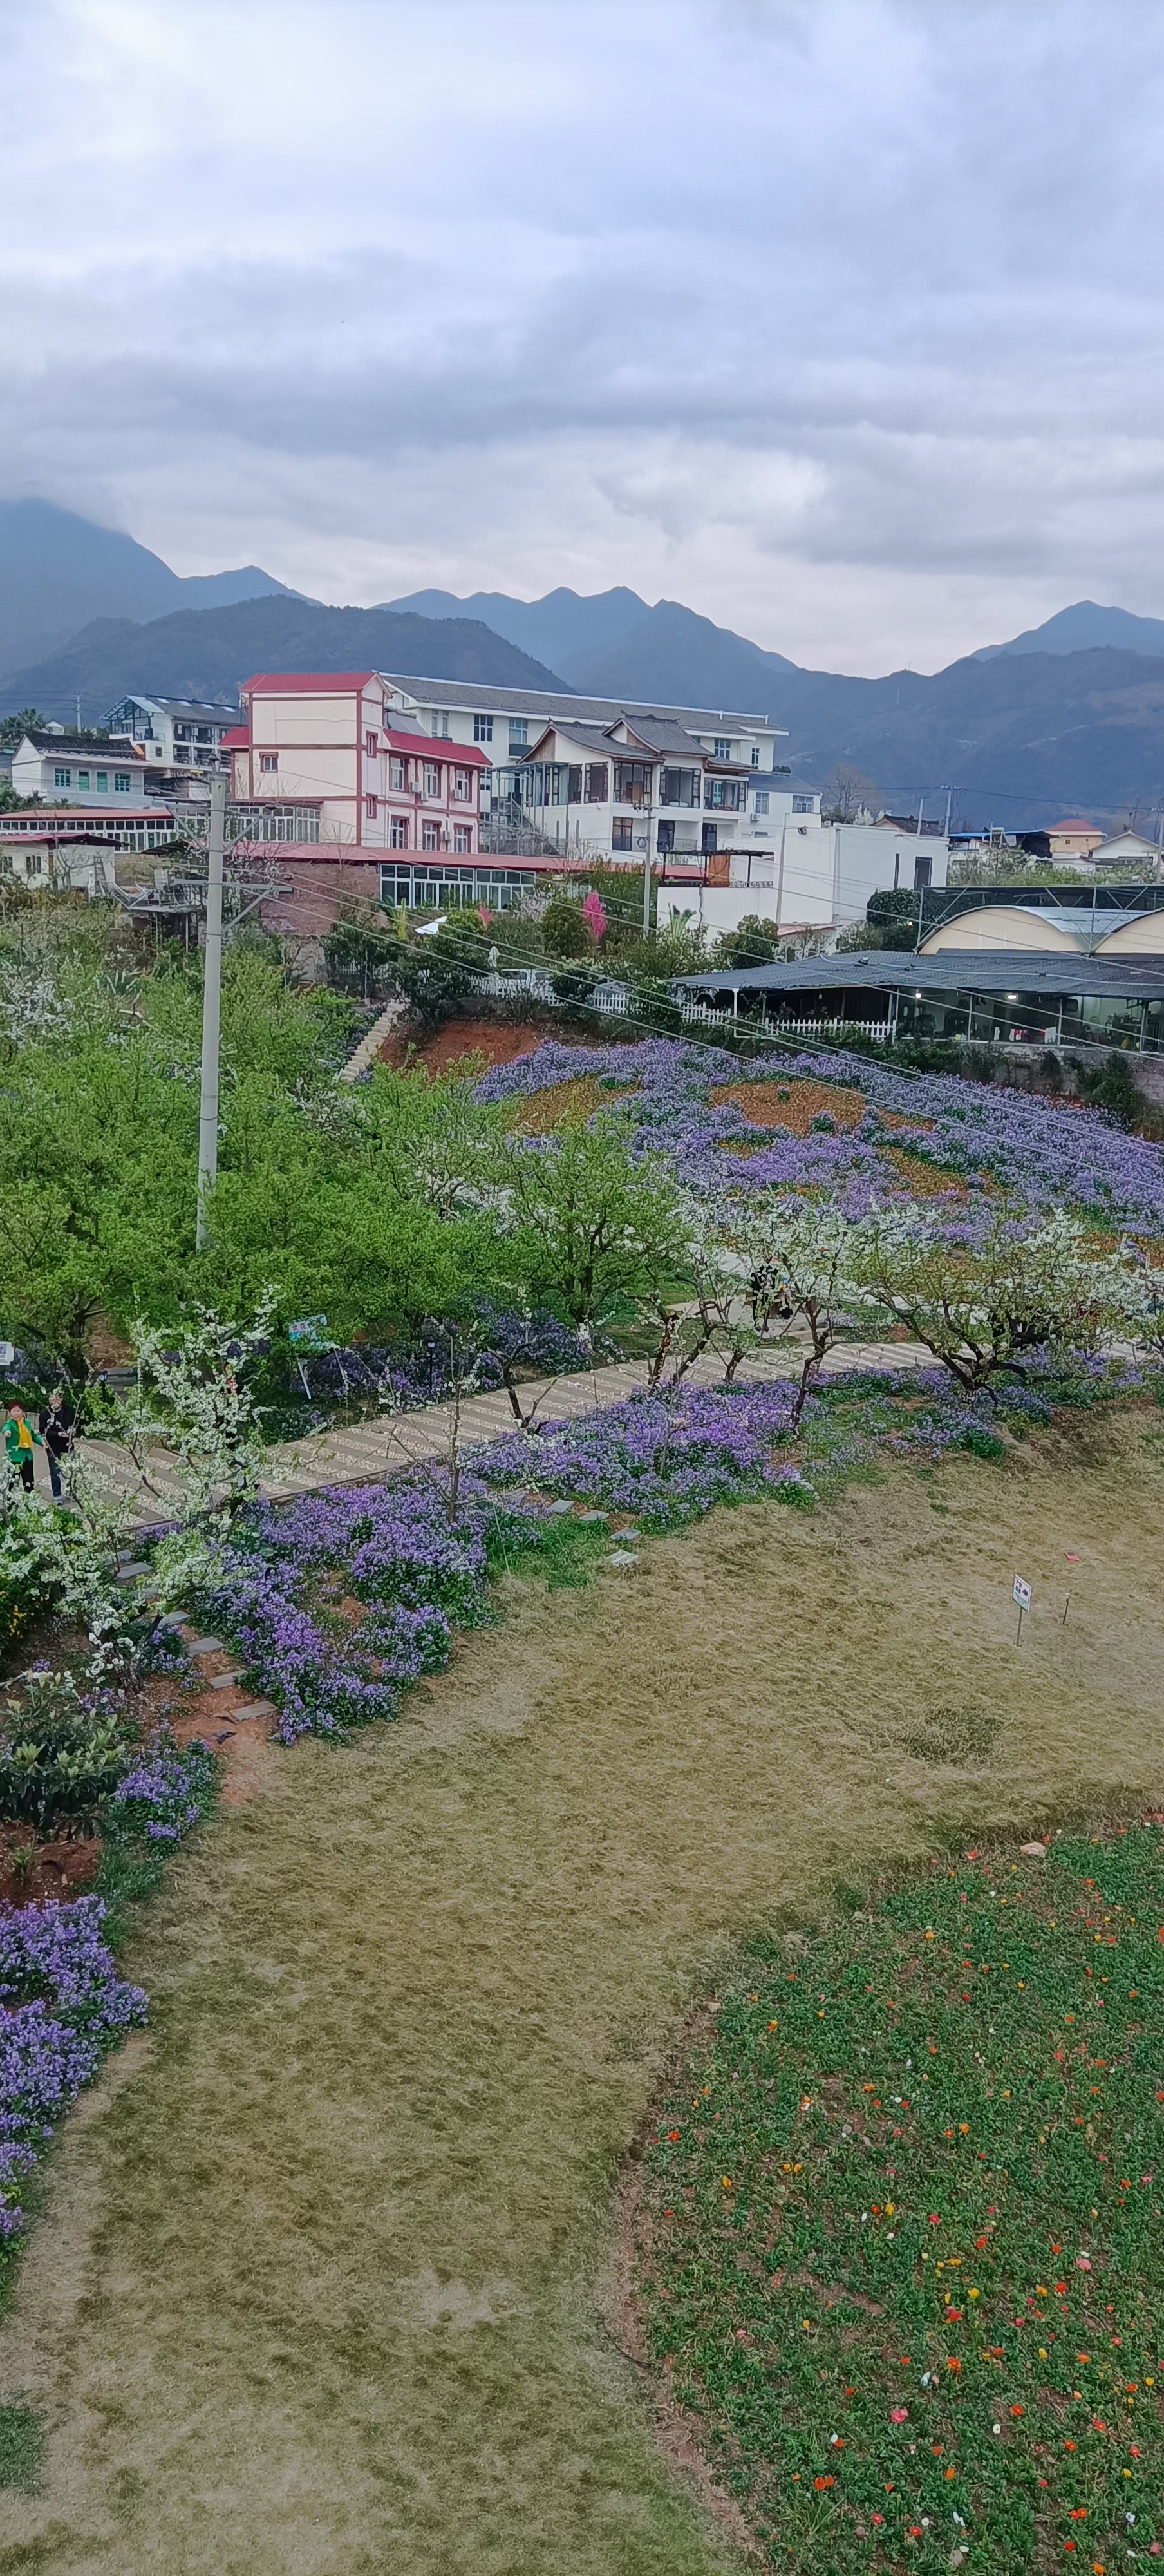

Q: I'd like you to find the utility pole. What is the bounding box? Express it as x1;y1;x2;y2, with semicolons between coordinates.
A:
641;764;655;937
196;772;227;1251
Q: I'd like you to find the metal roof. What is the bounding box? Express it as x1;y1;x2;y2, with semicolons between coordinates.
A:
380;671;787;737
675;949;1164;999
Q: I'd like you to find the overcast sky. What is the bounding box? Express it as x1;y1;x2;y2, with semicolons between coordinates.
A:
3;0;1163;674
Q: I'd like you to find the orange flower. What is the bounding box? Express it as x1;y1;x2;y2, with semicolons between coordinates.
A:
946;2357;962;2373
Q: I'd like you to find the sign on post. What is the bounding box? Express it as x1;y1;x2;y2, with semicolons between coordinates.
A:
1013;1574;1032;1643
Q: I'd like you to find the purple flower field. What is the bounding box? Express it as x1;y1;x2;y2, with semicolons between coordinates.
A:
476;1036;1164;1230
0;1898;146;2235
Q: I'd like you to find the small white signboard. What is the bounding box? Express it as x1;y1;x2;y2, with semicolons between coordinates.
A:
1013;1577;1032;1612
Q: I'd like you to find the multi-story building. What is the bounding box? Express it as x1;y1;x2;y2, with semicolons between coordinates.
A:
229;670;489;855
377;673;787;865
655;792;948;941
106;695;238;772
10;732;151;809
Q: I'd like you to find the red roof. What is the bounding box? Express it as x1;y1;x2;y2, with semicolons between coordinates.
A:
1049;817;1100;832
240;671;377;696
221;726;247;750
385;730;489;764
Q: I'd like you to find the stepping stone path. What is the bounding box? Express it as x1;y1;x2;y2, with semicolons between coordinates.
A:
183;1638;224;1656
207;1671;247;1690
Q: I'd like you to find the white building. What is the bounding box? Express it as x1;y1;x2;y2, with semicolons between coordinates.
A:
105;694;237;772
378;672;787;851
10;732;150;809
656;799;948;942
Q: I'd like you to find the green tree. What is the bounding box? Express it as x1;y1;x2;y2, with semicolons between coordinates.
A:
493;1109;689;1330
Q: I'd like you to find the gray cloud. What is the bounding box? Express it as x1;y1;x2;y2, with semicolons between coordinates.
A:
3;0;1164;670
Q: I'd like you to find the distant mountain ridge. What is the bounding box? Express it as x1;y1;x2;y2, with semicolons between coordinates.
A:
386;585;1164;824
976;601;1164;660
0;595;565;729
7;520;1164;823
0;498;297;679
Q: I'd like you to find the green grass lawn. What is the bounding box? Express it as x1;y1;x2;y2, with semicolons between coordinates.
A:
0;1413;1162;2574
635;1827;1164;2573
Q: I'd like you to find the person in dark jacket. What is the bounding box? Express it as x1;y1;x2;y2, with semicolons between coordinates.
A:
37;1388;76;1500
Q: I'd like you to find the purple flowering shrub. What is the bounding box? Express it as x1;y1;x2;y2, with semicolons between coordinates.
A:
0;1896;146;2237
474;1036;1164;1233
109;1732;218;1846
205;1474;542;1743
483;1381;817;1525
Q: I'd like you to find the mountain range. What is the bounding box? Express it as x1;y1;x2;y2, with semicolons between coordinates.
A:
5;504;1164;824
0;499;297;676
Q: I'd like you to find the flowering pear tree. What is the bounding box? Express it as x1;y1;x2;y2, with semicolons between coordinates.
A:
732;1195;868;1428
854;1205;1138;1394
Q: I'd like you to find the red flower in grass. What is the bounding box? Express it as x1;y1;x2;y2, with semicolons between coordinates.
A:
814;2474;834;2490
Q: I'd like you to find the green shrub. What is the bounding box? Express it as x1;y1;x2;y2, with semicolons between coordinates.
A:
0;1671;130;1837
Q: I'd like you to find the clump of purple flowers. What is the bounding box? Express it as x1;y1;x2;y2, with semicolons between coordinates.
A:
0;1897;146;2236
205;1473;542;1743
109;1733;217;1845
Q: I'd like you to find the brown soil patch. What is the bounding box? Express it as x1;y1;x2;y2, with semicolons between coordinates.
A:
509;1075;636;1134
0;1828;100;1906
883;1142;972;1198
377;1014;587;1077
878;1106;937;1134
712;1077;866;1135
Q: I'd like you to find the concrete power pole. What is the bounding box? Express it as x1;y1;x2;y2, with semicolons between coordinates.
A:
196;772;227;1251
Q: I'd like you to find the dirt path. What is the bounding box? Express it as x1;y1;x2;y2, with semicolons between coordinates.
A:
1;1414;1162;2574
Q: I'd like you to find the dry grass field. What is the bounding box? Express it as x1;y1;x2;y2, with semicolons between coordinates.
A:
0;1410;1162;2575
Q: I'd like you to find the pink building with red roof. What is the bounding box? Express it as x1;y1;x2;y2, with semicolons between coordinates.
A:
231;671;488;857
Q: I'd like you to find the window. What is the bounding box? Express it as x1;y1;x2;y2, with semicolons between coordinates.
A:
659;766;699;808
260;752;279;773
365;795;378;819
452;768;471;800
612;817;634;851
389;757;405;791
753;791;769;816
612;760;650;808
53;768;71;788
792;793;814;813
431;712;450;739
914;854;933;890
473;713;494;743
583;763;608;803
656;820;675;854
77;771;90;790
114;773;131;793
96;772;108;791
704;777;743;810
453;826;471;853
390;815;409;849
713;736;733;759
365;731;378;757
380;864;412;904
508;719;527;750
751;748;760;766
423;762;440;798
422;820;440;851
567;766;583;804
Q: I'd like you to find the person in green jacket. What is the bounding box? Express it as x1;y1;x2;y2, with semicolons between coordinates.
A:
3;1404;41;1492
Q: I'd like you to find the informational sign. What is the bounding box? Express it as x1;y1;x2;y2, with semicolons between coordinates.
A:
1013;1577;1032;1613
288;1316;330;1352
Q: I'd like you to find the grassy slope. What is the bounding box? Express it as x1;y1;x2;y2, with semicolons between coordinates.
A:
0;1414;1162;2574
